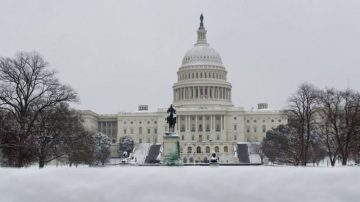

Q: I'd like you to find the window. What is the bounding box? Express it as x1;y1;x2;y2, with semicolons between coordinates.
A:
198;124;203;131
181;135;184;140
263;120;265;123
233;124;237;131
215;146;219;152
181;124;185;132
112;139;116;143
206;124;210;132
262;125;266;133
131;128;134;134
207;135;210;140
216;135;220;140
254;120;257;123
187;147;192;153
206;146;210;153
216;124;220;132
147;128;151;134
124;129;127;134
183;157;187;163
233;117;237;120
246;127;250;133
278;119;281;123
154;128;157;134
147;121;150;124
224;146;228;152
271;119;274;123
246;120;250;123
189;157;194;163
130;121;133;124
139;138;142;143
191;124;195;132
234;135;237;140
197;146;201;153
192;135;195;141
254;127;257;133
139;127;142;134
154;121;157;124
139;121;142;124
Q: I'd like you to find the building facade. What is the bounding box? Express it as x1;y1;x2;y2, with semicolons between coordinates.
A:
81;15;287;163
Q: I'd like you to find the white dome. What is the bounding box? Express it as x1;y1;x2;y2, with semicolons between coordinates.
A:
181;45;223;66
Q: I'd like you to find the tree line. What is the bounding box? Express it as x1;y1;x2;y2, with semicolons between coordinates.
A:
0;52;111;168
261;83;360;166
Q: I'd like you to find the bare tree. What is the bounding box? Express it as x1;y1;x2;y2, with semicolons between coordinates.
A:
0;52;77;167
317;88;342;166
286;83;319;166
317;89;360;166
35;103;89;168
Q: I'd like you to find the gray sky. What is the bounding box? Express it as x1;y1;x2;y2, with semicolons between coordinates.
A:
1;0;359;114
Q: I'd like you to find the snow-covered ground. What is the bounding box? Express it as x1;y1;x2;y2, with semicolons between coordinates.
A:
0;166;359;202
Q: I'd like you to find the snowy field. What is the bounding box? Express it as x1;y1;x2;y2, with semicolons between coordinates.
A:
1;166;359;202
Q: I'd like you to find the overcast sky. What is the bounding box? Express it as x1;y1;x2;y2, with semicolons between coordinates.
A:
1;0;359;114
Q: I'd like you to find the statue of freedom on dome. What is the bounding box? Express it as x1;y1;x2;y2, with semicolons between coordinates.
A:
166;104;176;133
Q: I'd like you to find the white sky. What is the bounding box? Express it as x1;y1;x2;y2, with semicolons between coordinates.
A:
1;0;359;114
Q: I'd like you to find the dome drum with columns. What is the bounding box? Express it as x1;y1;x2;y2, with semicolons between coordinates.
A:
80;14;287;164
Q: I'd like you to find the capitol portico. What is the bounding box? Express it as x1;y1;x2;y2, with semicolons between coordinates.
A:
81;15;287;164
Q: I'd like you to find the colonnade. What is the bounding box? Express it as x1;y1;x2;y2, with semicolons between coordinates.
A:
176;114;226;133
174;86;231;101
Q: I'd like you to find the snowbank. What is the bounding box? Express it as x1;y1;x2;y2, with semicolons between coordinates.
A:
0;166;359;202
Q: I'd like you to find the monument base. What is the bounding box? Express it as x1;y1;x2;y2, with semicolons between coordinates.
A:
162;132;182;166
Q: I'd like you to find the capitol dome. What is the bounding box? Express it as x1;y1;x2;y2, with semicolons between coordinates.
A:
182;45;223;66
173;14;233;108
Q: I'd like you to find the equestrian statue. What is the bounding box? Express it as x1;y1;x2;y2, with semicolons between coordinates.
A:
166;104;177;133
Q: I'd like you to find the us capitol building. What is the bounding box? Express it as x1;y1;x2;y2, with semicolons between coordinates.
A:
81;15;287;164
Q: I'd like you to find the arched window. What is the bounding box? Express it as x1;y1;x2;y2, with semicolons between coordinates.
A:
187;146;192;154
206;146;210;153
183;157;187;163
215;146;219;153
196;146;201;153
189;157;194;163
224;146;228;152
203;157;208;163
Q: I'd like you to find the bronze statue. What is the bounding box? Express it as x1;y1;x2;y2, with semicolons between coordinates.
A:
166;104;176;132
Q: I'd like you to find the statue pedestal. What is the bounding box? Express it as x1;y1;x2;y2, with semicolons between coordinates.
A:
162;132;181;166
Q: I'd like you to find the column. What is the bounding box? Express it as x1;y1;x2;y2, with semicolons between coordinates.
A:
220;115;223;131
195;115;198;132
202;115;205;132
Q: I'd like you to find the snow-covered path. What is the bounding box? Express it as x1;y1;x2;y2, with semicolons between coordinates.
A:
0;166;359;202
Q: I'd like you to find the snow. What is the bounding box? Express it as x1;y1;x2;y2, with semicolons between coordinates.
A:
1;166;359;202
132;143;151;164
